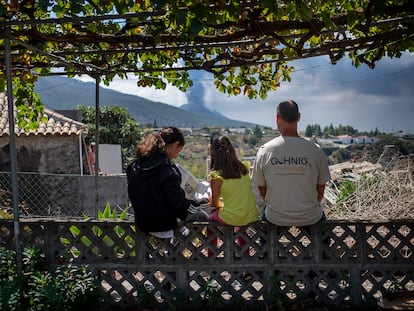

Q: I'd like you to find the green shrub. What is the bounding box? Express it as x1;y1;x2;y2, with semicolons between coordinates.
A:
0;245;100;311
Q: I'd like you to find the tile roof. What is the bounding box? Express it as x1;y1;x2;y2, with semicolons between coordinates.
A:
0;92;87;137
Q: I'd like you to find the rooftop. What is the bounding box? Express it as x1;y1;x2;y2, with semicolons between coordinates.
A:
0;92;87;137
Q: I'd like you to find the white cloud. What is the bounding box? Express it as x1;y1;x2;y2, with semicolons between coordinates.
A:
75;52;414;133
75;74;187;106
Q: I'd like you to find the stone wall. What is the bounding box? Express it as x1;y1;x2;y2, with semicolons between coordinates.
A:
0;135;82;174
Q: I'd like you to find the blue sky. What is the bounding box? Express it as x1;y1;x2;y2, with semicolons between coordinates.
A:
78;52;414;134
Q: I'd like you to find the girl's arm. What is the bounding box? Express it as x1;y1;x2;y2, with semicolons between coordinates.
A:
258;185;267;199
210;178;223;208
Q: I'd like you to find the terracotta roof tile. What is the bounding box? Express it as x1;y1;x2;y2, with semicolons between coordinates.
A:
0;92;87;137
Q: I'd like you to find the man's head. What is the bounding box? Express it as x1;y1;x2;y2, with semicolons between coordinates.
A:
277;99;300;122
276;99;300;134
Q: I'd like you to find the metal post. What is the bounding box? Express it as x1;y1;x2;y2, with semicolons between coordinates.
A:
94;76;100;218
79;133;84;175
4;27;23;286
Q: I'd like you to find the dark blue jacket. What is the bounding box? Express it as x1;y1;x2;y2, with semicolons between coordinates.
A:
126;151;190;233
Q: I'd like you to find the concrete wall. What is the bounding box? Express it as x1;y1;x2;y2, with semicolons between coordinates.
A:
80;175;129;217
0;172;129;218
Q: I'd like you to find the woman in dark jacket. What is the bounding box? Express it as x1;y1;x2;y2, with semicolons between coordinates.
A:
126;127;207;235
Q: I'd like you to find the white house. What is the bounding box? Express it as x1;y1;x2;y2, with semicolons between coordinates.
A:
355;136;379;144
333;135;354;145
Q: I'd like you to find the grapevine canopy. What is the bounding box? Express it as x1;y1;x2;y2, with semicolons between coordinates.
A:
0;0;413;103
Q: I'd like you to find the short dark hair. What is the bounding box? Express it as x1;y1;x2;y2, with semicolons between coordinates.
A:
277;99;299;123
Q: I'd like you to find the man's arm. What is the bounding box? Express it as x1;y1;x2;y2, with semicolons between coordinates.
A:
258;186;267;199
316;184;325;202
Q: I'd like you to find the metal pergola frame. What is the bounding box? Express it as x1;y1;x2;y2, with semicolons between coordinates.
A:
2;8;413;74
2;28;105;278
1;2;414;284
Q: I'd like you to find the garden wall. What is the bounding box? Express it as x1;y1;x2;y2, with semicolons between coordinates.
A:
0;219;413;310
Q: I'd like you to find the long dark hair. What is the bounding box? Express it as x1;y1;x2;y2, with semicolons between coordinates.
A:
135;126;185;158
159;126;185;147
210;136;248;179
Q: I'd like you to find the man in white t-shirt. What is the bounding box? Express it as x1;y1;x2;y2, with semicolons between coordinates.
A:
252;99;331;226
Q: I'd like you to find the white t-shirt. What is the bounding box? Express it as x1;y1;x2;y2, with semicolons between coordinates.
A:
252;136;331;226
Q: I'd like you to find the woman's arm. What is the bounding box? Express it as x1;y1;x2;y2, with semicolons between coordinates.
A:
210;178;223;208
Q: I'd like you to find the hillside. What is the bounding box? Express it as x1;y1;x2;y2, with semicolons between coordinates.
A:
34;76;258;128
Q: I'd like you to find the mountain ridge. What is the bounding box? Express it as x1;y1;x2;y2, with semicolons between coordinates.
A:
34;76;258;128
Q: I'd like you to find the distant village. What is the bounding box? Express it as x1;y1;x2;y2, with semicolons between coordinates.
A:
166;126;413;145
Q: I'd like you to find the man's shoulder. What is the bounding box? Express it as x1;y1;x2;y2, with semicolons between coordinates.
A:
259;136;324;154
255;137;282;157
294;137;323;148
298;139;329;160
260;136;282;148
304;138;325;152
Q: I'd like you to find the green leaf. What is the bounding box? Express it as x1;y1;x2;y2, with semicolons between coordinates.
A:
38;0;49;11
101;202;112;219
175;9;188;26
0;3;7;16
70;225;81;236
111;207;118;219
189;19;204;37
120;206;130;220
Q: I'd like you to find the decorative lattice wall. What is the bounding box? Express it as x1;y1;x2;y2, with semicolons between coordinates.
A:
0;219;413;310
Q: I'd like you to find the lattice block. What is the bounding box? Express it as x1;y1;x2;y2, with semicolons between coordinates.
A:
365;223;414;262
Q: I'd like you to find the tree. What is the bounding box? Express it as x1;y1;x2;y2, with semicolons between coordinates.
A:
324;123;336;137
0;1;413;126
252;125;263;139
305;125;314;137
305;124;322;137
78;105;147;169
